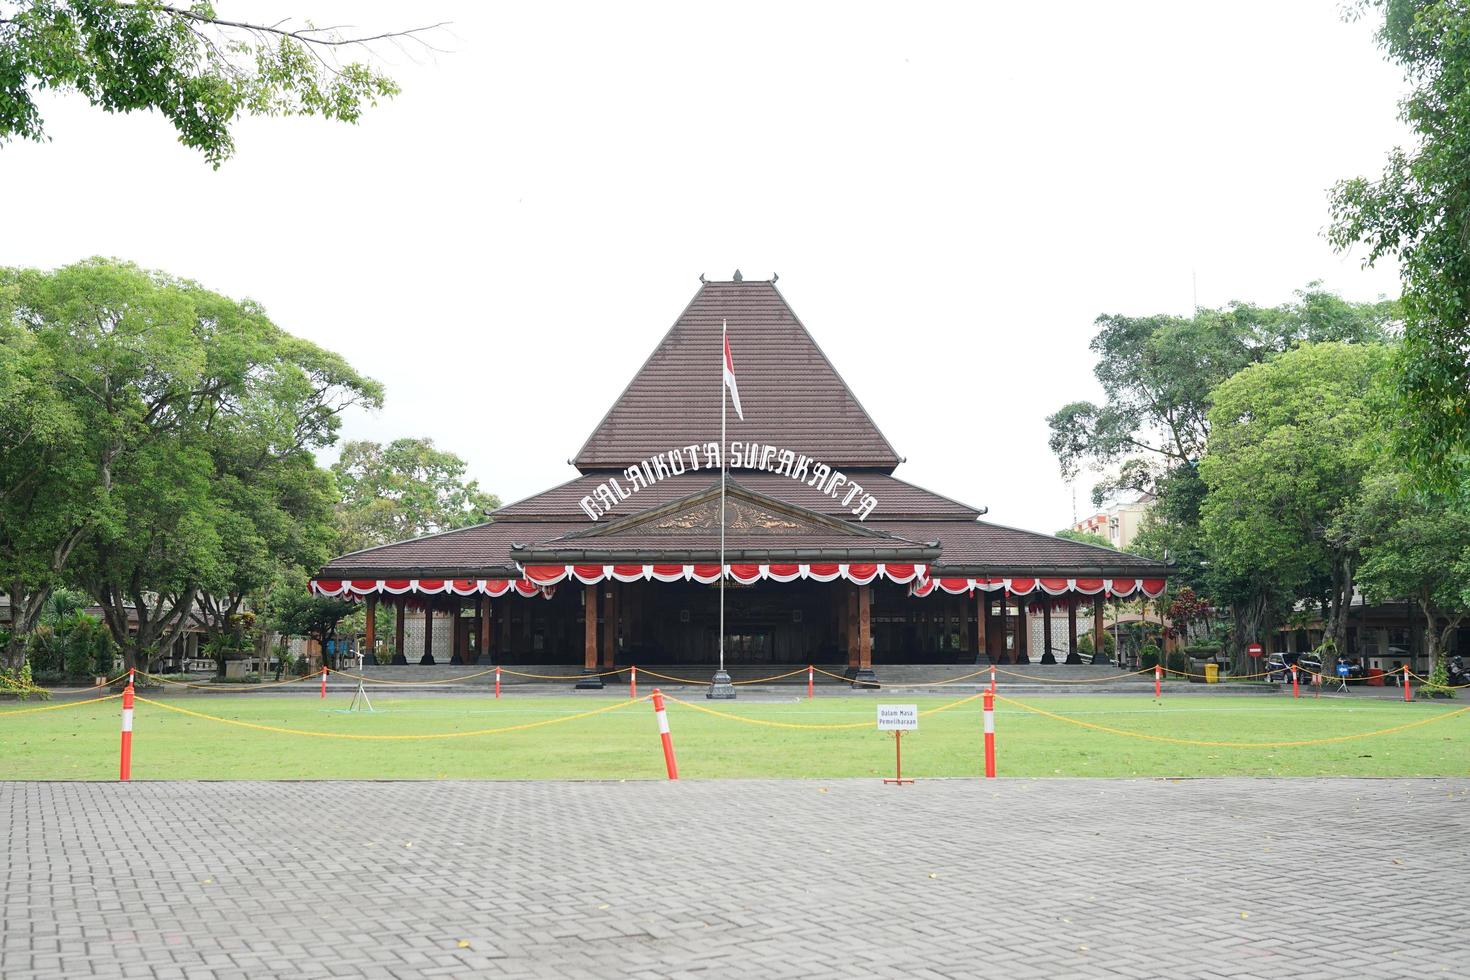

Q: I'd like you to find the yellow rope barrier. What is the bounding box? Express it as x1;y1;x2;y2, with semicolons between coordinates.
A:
994;666;1155;684
140;669;323;691
132;693;649;741
810;665;998;687
337;666;506;686
0;669;133;697
498;667;629;680
0;693;122;717
638;667;816;686
732;667;812;685
1409;670;1470;690
995;693;1470;748
661;690;987;730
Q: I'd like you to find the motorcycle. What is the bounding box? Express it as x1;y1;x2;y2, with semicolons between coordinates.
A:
1447;656;1470;687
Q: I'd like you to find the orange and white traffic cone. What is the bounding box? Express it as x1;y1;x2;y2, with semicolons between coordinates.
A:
983;689;996;779
651;688;678;780
120;670;135;782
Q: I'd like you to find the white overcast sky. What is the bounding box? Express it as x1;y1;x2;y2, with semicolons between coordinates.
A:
2;1;1408;534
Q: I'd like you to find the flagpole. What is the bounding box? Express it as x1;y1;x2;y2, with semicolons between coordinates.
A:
710;318;735;698
720;318;727;676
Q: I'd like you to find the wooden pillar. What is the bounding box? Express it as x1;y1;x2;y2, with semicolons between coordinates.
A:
974;592;988;664
997;592;1010;664
601;585;618;667
846;584;859;669
1094;596;1106;661
1067;595;1078;661
479;595;492;664
1015;597;1028;662
393;596;406;665
1042;599;1053;662
583;584;598;671
420;601;435;665
450;600;464;665
365;596;377;662
858;583;872;669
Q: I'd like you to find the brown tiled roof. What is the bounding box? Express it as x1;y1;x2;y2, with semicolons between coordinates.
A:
317;521;583;578
519;481;940;562
495;471;978;521
573;280;900;470
885;521;1167;575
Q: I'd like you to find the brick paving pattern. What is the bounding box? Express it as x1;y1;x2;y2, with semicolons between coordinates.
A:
3;778;1467;978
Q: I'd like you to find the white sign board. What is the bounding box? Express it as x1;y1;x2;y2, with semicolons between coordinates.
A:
876;704;918;731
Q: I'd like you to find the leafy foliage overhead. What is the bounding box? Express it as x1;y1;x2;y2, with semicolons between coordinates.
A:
332;438;501;554
1331;0;1470;491
1049;287;1396;506
0;1;443;166
0;257;381;668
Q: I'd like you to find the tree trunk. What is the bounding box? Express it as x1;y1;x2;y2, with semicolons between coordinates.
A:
1322;557;1354;658
3;584;54;669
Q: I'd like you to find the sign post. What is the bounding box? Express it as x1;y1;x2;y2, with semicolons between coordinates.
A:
877;704;918;785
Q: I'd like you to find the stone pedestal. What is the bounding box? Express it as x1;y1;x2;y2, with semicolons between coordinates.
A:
707;670;736;699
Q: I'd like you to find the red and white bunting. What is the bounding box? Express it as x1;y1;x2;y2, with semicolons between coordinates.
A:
521;562;927;586
310;567;1164;600
907;576;1167;599
310;578;551;599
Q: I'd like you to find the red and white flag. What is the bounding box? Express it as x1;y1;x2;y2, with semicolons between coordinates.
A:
723;323;744;420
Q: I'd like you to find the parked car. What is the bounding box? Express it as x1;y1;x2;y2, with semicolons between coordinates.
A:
1265;652;1322;683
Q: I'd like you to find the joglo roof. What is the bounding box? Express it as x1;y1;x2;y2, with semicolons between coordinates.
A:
316;277;1168;591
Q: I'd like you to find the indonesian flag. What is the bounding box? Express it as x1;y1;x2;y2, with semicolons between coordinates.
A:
723;322;744;420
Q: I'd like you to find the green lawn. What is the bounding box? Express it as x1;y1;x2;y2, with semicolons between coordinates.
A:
1;689;1465;780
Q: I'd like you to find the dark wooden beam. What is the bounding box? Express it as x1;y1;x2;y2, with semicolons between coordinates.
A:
1067;595;1078;660
393;596;406;665
479;595;491;665
420;600;435;665
584;584;598;671
974;591;987;663
364;596;376;662
602;585;618;667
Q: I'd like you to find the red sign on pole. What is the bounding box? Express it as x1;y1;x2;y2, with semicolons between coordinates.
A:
1247;642;1264;657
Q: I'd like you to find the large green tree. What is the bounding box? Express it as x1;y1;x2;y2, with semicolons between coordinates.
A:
1;258;381;669
331;438;500;553
1199;342;1390;663
1050;287;1396;506
1331;0;1470;491
0;1;443;166
1339;471;1470;684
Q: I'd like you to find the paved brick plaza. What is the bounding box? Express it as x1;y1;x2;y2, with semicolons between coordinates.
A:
3;778;1466;979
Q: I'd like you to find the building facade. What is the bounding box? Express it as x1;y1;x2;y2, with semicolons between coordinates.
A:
312;276;1169;683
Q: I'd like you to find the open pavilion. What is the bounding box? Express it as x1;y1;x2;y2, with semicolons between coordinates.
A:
311;275;1168;686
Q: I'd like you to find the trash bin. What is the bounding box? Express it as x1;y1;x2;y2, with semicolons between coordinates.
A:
1204;663;1219;684
1367;667;1385;687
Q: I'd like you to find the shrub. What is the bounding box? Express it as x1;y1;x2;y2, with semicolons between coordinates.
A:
1166;649;1192;676
1139;644;1161;670
0;662;49;701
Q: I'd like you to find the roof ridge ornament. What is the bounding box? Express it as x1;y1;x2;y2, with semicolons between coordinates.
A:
732;268;743;282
